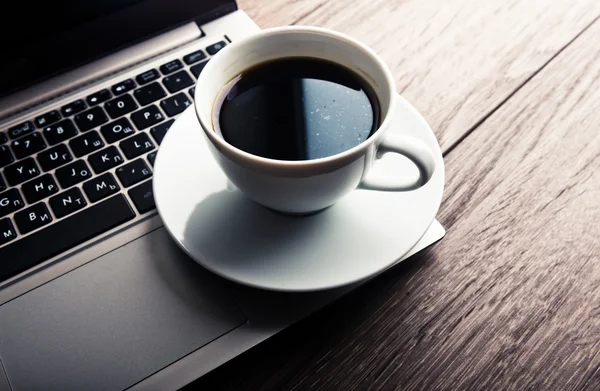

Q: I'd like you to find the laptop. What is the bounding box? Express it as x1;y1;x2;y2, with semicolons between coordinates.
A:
0;1;445;390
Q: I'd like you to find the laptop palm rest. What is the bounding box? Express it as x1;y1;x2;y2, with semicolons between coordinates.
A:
0;228;246;391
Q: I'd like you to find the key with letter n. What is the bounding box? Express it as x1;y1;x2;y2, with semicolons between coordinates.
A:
49;188;87;218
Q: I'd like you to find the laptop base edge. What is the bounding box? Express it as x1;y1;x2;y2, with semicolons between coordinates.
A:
130;220;445;391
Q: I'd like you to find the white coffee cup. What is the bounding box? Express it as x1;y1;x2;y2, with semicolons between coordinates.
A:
195;26;437;214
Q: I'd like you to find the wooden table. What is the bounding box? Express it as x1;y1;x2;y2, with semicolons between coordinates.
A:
187;1;600;389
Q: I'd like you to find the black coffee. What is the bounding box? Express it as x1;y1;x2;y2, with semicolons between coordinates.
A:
214;57;379;161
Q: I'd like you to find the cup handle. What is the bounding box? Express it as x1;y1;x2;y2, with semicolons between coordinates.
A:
358;133;436;191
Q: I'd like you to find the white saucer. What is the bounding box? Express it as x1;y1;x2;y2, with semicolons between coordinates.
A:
153;95;445;292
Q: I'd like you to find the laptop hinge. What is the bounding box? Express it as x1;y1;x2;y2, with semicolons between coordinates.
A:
0;22;202;121
194;2;238;27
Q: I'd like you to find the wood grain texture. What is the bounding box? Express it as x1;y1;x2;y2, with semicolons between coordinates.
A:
238;0;600;152
184;7;600;391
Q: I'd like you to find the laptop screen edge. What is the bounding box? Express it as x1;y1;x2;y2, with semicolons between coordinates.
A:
0;0;237;99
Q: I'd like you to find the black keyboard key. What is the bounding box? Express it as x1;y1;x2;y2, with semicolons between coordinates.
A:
160;59;183;75
14;202;52;234
163;70;194;93
190;61;208;78
0;145;14;168
0;194;135;282
112;79;136;95
0;218;17;246
130;105;165;130
4;158;40;186
206;41;226;55
116;159;152;187
37;144;73;171
188;87;195;100
147;151;157;167
21;174;59;204
55;160;92;188
0;175;5;192
0;189;24;218
150;120;174;145
11;132;46;159
69;131;104;157
120;133;155;159
34;110;61;128
75;107;108;132
74;107;109;132
133;82;166;106
8;121;35;139
104;94;138;119
88;146;124;174
83;173;120;202
183;50;206;65
49;187;87;218
0;132;6;144
43;119;78;145
100;118;136;144
160;93;191;117
128;180;155;213
61;99;87;117
87;89;112;106
136;69;160;85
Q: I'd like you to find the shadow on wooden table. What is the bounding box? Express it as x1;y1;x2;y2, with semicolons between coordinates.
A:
182;247;438;391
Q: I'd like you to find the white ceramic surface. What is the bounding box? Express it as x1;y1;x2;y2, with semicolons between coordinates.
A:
194;26;437;214
153;95;444;292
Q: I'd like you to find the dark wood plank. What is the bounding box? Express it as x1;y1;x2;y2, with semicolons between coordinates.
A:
239;0;600;151
185;10;600;391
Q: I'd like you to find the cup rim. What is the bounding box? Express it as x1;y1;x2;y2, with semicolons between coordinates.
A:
195;25;397;175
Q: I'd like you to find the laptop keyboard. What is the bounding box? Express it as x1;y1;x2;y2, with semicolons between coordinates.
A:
0;40;228;283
